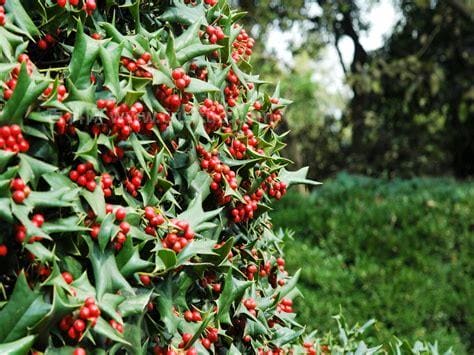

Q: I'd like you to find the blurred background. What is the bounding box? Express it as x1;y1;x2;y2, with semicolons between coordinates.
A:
232;0;474;353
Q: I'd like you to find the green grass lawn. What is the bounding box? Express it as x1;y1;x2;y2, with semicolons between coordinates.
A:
270;174;474;354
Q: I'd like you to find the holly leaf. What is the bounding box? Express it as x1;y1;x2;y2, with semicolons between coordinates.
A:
159;0;206;25
116;238;153;277
176;239;217;265
69;23;100;89
100;43;124;99
185;78;220;94
98;213;118;251
118;291;153;317
0;63;49;124
93;317;131;346
0;272;51;343
87;239;134;298
279;167;321;187
4;0;40;38
75;130;99;170
156;273;192;334
217;269;251;324
0;335;36;355
81;186;106;221
176;44;221;65
177;193;222;230
18;154;57;188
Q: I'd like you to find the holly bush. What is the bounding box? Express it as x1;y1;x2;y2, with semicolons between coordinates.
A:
0;0;327;354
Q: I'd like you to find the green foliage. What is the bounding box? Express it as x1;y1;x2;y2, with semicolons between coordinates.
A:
271;174;474;354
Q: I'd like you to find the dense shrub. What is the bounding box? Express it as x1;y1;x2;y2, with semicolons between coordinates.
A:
271;174;474;354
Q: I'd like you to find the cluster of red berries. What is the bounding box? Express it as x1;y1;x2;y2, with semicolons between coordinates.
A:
56;0;96;15
199;99;226;133
112;220;129;251
189;63;208;81
231;29;255;62
121;53;152;78
56;112;75;135
184;309;202;323
3;54;33;100
205;25;225;44
199;271;223;292
37;34;56;51
44;83;68;102
125;167;143;197
95;100;144;141
109;319;124;333
0;125;29;153
204;0;217;5
225;70;240;107
201;327;219;350
277;298;293;313
230;192;262;223
303;342;330;355
225;123;260;158
178;333;197;354
243;297;257;316
197;145;238;194
10;178;30;204
153;112;172;132
246;264;258;281
0;0;7;26
162;220;195;253
154;343;197;355
143;206;165;236
262;174;287;200
15;213;44;243
266;108;283;127
155;84;192;113
59;297;100;341
101;173;113;197
101;146;124;164
171;68;191;91
69;163;97;192
256;347;287;355
258;260;272;278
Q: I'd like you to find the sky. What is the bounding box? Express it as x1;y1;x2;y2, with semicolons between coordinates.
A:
267;0;400;99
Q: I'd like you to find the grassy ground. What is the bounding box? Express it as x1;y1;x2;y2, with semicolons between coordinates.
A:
270;174;474;354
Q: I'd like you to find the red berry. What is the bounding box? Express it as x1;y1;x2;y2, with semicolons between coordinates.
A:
10;178;25;191
182;333;192;344
12;190;26;203
0;244;7;256
115;207;126;221
38;39;48;50
201;338;211;349
140;274;151;286
79;307;90;319
73;319;86;332
119;221;130;234
184;310;193;322
62;272;74;284
73;348;87;355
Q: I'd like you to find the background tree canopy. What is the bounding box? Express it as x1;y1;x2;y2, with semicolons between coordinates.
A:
233;0;474;179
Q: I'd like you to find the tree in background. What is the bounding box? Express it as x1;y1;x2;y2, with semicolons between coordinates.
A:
235;0;474;178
